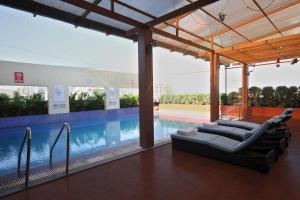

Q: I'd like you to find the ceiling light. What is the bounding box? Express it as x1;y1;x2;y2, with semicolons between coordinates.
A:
218;12;226;22
276;58;280;68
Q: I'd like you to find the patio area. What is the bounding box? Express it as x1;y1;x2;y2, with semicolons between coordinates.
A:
2;116;300;200
0;0;300;198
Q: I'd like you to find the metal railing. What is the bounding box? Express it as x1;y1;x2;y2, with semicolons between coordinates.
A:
221;102;243;120
17;127;32;186
49;123;71;174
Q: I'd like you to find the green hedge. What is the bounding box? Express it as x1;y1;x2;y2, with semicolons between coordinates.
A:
69;91;105;112
0;92;48;117
120;94;138;108
159;94;210;105
221;86;300;107
69;92;139;112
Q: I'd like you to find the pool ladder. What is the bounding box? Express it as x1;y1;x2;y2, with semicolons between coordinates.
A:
17;127;32;186
16;122;70;188
49;123;71;174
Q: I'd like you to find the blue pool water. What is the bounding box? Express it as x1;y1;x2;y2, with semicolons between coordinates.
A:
0;113;196;178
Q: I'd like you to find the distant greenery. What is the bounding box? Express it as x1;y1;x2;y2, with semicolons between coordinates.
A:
221;86;300;107
120;94;138;108
69;92;139;112
159;94;210;105
69;91;105;112
0;92;48;117
0;91;139;117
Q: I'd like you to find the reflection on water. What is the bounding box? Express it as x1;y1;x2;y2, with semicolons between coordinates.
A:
0;115;196;177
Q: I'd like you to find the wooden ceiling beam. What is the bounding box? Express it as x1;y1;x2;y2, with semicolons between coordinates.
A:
252;0;283;36
74;0;103;27
250;21;300;42
114;0;156;19
61;0;145;28
203;0;300;40
215;34;300;64
146;0;220;27
0;0;136;40
152;28;213;52
126;0;220;37
216;34;300;54
155;41;200;58
116;0;223;48
158;12;192;30
155;41;231;64
170;25;224;48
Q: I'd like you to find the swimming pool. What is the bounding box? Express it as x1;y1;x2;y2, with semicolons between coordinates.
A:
0;110;196;179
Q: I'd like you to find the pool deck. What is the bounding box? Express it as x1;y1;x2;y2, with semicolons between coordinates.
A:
2;117;300;200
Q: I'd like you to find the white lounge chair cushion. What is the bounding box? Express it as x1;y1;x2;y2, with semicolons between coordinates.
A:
177;129;196;136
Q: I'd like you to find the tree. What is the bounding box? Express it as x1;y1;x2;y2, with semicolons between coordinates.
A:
220;93;228;105
249;86;261;106
286;86;298;108
0;94;10;117
228;92;240;105
275;86;289;107
260;87;275;107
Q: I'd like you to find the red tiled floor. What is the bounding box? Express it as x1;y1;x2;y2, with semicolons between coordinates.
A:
2;117;300;200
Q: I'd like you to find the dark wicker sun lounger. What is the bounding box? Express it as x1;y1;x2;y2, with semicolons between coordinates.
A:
197;116;290;153
172;120;278;174
216;113;293;140
217;108;294;130
198;115;290;140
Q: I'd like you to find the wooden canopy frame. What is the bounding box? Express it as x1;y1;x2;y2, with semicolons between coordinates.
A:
1;0;299;147
2;0;299;63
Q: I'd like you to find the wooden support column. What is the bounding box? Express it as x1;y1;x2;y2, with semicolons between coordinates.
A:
138;28;154;148
242;64;249;119
210;52;220;122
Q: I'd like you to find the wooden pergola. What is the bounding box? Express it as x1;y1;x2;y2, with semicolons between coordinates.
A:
2;0;300;149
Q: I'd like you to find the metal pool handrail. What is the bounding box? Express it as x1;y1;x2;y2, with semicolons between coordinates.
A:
17;127;32;186
49;123;71;174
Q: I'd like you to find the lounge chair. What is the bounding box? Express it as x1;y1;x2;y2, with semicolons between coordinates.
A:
197;114;291;141
171;120;278;174
217;108;294;130
197;115;290;154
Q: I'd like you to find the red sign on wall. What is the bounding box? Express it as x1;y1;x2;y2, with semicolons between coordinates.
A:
14;72;24;83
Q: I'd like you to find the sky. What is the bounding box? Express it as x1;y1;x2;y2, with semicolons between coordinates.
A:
0;6;299;95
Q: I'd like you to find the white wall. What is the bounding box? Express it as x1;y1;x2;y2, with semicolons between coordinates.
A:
0;60;138;114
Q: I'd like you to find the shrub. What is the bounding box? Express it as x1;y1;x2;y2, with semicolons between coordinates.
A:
0;93;10;117
69;91;105;112
286;86;298;108
159;94;210;105
220;93;228;105
249;86;261;106
25;93;48;115
225;85;300;108
120;94;138;108
0;92;48;117
227;92;240;105
160;86;300;108
274;86;288;107
260;86;275;107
